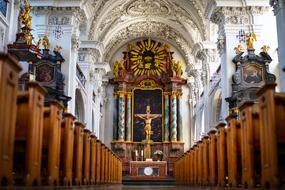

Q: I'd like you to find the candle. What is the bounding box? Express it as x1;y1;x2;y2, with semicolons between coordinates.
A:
141;150;143;156
135;150;138;156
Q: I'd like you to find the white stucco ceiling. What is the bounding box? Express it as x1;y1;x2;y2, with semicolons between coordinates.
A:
87;0;208;64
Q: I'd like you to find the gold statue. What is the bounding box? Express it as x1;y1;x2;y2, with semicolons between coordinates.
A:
261;45;270;53
42;35;49;49
36;38;41;49
246;33;257;49
113;61;120;77
19;0;32;30
172;60;183;77
234;44;245;54
135;105;161;142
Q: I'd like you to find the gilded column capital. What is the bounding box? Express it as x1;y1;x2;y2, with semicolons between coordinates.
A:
163;92;171;97
126;92;132;99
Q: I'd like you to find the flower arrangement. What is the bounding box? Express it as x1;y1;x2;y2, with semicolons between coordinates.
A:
153;150;163;155
153;150;164;161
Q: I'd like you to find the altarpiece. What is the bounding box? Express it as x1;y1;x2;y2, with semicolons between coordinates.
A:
110;38;186;175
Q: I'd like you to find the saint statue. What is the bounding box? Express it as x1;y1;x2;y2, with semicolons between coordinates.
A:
246;33;257;50
135;105;161;142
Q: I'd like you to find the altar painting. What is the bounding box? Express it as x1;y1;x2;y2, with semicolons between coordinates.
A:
133;89;162;142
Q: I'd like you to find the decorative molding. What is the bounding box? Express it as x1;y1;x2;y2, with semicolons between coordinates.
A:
103;21;192;64
48;15;71;25
71;36;80;50
126;0;170;16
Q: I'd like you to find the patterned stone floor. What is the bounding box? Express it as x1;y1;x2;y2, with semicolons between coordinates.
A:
6;185;274;190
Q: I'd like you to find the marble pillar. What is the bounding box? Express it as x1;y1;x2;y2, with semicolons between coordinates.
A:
113;93;118;140
118;93;125;141
164;93;170;142
171;93;177;142
177;93;183;142
126;93;132;141
271;0;285;91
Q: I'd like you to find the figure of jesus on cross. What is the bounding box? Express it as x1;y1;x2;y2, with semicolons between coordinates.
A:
135;105;162;142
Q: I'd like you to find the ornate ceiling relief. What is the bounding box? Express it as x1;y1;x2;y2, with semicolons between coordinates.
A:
103;21;192;65
126;0;170;16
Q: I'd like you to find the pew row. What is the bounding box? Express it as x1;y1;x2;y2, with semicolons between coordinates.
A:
174;83;285;188
0;53;122;188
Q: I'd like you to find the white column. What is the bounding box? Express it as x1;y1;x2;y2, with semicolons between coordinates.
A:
271;0;285;91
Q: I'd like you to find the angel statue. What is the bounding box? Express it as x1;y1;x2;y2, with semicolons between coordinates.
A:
246;33;257;50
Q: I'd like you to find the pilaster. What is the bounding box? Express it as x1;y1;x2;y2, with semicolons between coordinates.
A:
271;0;285;91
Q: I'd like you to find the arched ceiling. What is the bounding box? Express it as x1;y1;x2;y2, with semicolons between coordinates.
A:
87;0;208;64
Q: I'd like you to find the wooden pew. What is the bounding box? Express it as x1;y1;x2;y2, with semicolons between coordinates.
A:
83;129;91;185
208;129;218;186
216;122;227;187
186;150;190;184
60;113;75;186
95;140;101;184
197;141;203;185
72;121;85;185
202;136;209;186
101;144;106;183
41;100;63;186
90;134;97;185
105;148;109;183
110;152;114;183
193;147;197;185
226;114;242;187
14;82;46;186
189;148;194;185
118;157;122;183
257;84;285;188
239;101;261;188
0;53;22;186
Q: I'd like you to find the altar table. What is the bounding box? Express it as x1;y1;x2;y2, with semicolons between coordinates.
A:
129;161;167;180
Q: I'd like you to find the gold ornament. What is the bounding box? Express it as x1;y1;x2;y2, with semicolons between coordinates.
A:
130;38;167;76
261;45;270;53
234;44;245;54
24;33;33;45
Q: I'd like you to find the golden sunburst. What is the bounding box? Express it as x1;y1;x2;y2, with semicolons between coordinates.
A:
130;38;167;76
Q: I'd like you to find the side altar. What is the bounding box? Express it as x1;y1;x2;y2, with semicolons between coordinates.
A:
110;38;186;176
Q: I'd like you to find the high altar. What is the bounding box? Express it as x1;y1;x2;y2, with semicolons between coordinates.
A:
110;38;186;176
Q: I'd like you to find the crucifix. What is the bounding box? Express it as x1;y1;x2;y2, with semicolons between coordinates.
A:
135;105;161;142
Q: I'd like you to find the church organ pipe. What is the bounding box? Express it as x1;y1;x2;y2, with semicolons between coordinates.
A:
126;93;132;141
171;93;178;141
118;93;125;141
178;94;183;141
113;94;118;140
164;93;170;141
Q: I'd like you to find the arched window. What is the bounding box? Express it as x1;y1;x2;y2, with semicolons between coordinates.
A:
75;89;85;122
